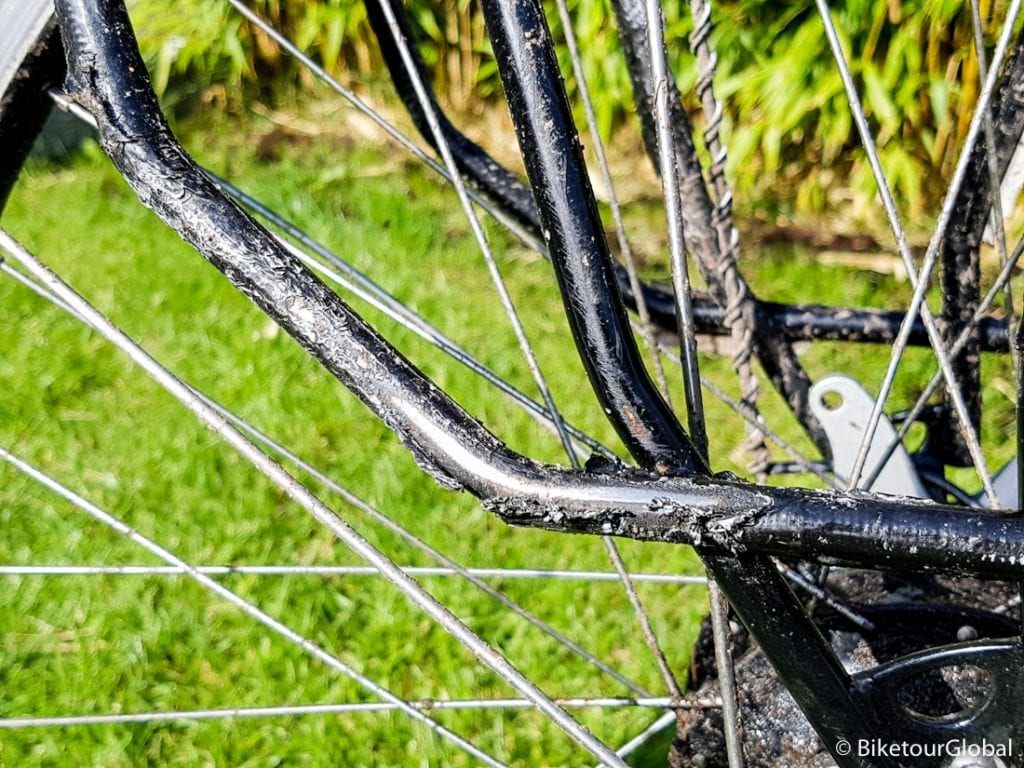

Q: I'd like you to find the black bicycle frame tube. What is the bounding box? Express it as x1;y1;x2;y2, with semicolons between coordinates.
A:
941;46;1024;465
53;3;1024;763
477;1;897;763
673;293;1010;351
364;0;1013;358
470;2;707;475
52;0;1024;582
610;0;830;456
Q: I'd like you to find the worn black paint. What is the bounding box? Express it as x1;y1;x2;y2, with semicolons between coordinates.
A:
609;0;833;457
478;0;707;475
53;2;1024;764
940;46;1024;466
481;1;896;763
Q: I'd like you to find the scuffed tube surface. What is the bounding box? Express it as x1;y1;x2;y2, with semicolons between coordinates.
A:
53;0;1024;583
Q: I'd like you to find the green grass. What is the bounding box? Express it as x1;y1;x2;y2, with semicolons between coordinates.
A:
1;98;1017;766
0;115;712;767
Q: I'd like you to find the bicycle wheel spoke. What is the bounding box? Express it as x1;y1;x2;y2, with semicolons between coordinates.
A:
377;0;703;711
47;88;615;462
646;331;842;489
970;0;1021;380
372;0;579;470
0;563;706;584
643;1;743;764
707;580;744;768
602;537;685;698
550;0;672;401
201;402;653;699
645;0;707;459
212;177;607;460
861;236;1024;492
1;696;715;731
0;447;508;768
815;0;1018;502
604;710;678;766
779;566;875;633
270;224;597;458
0;257;654;698
220;0;553;261
814;5;944;490
0;229;628;767
696;371;843;490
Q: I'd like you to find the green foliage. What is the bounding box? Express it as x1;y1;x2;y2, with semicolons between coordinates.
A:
129;0;375;108
129;0;1017;218
713;0;1000;219
3;83;1017;767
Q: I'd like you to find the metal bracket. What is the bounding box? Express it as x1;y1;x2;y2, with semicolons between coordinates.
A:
810;374;928;498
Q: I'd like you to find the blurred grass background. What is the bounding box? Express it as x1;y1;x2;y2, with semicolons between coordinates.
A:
1;129;711;766
1;0;1020;765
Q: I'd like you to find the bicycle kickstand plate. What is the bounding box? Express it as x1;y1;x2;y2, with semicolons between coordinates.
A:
810;374;928;498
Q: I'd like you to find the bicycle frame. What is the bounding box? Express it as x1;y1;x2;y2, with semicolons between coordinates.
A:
4;0;1024;765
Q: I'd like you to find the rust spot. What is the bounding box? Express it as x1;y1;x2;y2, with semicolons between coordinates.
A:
621;404;650;441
